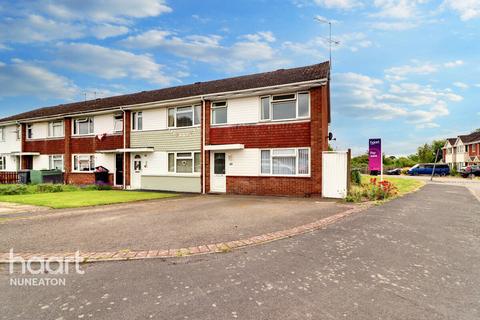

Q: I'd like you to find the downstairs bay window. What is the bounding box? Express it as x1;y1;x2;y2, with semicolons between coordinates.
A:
261;148;310;176
73;155;95;172
168;152;201;174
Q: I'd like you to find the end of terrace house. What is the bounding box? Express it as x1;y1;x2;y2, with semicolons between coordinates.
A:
0;61;332;197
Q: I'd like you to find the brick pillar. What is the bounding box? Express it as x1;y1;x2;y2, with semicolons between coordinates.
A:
310;86;329;195
202;100;212;193
64;118;72;184
124;111;131;187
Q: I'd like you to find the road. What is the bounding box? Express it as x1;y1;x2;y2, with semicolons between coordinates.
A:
1;183;480;320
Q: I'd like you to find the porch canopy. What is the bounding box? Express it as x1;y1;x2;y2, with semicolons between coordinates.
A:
97;148;155;153
9;152;40;156
204;144;244;151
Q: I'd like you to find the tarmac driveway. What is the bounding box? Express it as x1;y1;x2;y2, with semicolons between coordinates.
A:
0;195;351;253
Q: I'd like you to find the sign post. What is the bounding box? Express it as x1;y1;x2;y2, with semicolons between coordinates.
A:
369;139;383;181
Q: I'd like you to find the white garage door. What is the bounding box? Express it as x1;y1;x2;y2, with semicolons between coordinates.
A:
322;151;348;199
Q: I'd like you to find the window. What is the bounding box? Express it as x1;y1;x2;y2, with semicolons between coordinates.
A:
260;148;310;176
261;92;310;121
0;127;4;141
48;121;64;137
49;155;64;171
132;112;143;131
168;106;201;128
0;156;5;170
167;152;201;174
73;155;95;172
114;114;124;132
73;118;94;135
26;124;33;139
211;101;227;125
465;145;469;153
16;125;21;140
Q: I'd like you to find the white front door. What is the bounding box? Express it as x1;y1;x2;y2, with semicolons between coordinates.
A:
210;152;226;193
131;154;143;189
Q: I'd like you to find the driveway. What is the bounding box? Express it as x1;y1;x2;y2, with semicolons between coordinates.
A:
0;195;351;252
2;184;479;319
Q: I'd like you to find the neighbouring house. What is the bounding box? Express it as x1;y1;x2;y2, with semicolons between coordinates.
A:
0;62;331;196
442;132;480;170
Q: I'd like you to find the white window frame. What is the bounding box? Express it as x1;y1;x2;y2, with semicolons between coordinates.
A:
73;117;94;136
0;127;4;142
132;112;143;131
167;151;201;175
72;154;96;172
48;120;64;138
260;92;310;122
167;105;201;128
16;125;21;141
113;114;124;132
26;124;33;139
260;147;311;177
0;156;6;170
49;155;64;171
211;101;228;125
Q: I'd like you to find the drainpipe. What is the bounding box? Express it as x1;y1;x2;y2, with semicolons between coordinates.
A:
121;107;126;190
201;97;206;194
16;121;22;171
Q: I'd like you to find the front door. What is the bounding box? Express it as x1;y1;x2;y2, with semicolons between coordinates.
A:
131;154;142;189
211;152;226;193
115;154;124;186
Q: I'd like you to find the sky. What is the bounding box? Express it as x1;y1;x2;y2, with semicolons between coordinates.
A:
0;0;479;156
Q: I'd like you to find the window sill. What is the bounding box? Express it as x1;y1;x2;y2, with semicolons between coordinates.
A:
144;173;201;178
259;174;311;178
71;171;96;174
72;134;95;138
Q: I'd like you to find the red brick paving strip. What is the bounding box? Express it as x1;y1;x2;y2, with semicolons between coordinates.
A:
0;204;370;264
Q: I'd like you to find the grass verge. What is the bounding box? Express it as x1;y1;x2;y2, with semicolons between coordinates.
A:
0;190;177;209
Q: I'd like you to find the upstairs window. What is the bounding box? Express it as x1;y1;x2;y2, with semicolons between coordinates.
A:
48;121;64;138
73;118;94;135
132;112;143;131
168;106;201;128
73;155;95;172
16;125;21;140
0;127;5;141
167;152;201;174
114;114;124;132
211;101;227;125
261;148;310;176
49;155;64;171
26;124;33;139
261;92;310;121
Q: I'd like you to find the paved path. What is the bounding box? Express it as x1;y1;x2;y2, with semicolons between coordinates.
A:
2;184;480;319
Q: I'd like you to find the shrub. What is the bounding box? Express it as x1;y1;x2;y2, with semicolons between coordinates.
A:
351;169;362;185
346;178;398;202
82;184;113;191
450;166;458;176
35;184;64;193
0;185;29;195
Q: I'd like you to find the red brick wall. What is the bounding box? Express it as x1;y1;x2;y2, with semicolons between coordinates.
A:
24;139;65;154
227;176;316;197
209;122;310;148
67;173;114;185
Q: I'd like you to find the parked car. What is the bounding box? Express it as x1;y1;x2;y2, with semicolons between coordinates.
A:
386;168;402;175
407;164;450;176
460;165;480;178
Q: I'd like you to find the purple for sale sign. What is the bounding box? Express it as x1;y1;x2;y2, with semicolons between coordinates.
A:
369;139;382;171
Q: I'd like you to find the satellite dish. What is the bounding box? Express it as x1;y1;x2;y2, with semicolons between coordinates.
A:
328;132;334;141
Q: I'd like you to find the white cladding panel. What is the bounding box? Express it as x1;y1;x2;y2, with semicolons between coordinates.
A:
29;122;49;140
94;114;116;135
33;155;50;170
225;96;259;125
142;152;168;175
0;125;21;153
226;149;260;176
142;108;167;131
3;155;19;171
95;153;115;172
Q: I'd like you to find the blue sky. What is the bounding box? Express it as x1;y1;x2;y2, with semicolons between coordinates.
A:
0;0;479;155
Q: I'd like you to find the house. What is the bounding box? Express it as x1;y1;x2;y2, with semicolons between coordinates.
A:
0;62;331;196
442;132;480;170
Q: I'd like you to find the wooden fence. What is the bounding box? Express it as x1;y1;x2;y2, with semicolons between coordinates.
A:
0;172;19;184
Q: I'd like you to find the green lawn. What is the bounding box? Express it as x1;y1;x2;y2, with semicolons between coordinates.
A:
361;175;425;196
0;190;178;209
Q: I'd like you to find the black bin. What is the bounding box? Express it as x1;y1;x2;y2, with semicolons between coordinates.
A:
95;166;110;184
18;170;31;184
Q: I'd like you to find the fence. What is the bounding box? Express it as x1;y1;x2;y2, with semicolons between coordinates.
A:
0;172;19;184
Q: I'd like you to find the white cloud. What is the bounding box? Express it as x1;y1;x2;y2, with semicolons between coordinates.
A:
372;0;425;19
0;14;85;43
385;61;438;79
333;71;462;128
38;0;172;23
370;21;418;30
0;59;78;99
444;60;464;68
91;24;129;39
443;0;480;21
55;43;176;85
121;30;289;73
313;0;362;10
453;81;469;89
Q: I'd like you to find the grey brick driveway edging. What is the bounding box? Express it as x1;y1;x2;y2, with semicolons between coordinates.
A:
0;203;371;264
